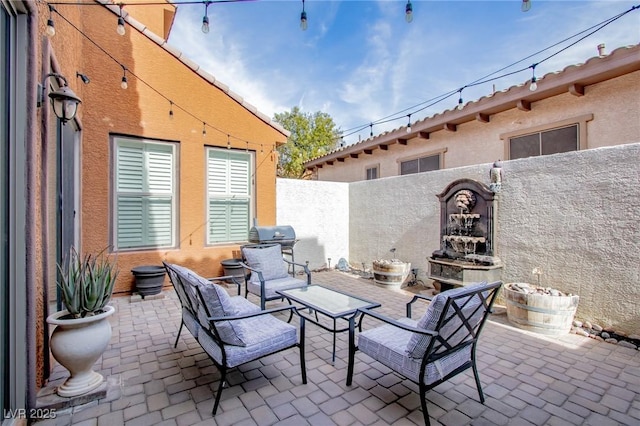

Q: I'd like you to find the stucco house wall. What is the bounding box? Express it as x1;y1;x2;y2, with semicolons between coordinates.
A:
307;46;640;183
284;143;640;335
40;2;288;296
25;0;286;392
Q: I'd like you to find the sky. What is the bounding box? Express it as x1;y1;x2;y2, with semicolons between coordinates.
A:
167;1;640;145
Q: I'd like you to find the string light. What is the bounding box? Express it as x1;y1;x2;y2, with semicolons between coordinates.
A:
43;4;283;155
300;0;308;31
227;134;231;149
406;114;412;133
44;0;637;150
521;0;532;12
46;4;56;37
120;65;128;89
116;4;126;36
202;1;211;34
457;89;464;110
369;123;373;137
529;64;538;91
405;1;413;23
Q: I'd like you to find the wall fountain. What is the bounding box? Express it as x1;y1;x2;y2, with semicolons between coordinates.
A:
428;178;502;292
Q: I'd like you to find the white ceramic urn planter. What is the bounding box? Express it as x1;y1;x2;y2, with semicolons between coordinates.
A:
46;305;115;397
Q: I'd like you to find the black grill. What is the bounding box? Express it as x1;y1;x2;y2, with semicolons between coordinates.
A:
248;225;297;250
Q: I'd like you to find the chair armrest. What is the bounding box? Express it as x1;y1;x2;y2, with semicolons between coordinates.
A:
238;261;265;283
406;294;433;318
283;259;311;282
207;305;296;322
359;308;438;336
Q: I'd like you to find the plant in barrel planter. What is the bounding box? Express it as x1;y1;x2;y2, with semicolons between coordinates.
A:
46;247;118;397
372;248;411;288
504;268;580;335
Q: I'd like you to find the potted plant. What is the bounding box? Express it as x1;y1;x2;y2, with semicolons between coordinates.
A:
372;248;411;288
46;247;118;397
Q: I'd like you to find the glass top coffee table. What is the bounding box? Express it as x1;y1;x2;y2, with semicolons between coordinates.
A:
277;285;381;364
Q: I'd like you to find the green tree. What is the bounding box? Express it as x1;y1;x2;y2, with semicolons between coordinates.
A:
273;107;341;179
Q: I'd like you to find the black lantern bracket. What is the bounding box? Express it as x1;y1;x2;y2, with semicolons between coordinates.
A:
37;72;82;124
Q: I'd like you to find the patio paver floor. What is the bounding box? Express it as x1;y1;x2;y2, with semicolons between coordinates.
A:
35;270;640;425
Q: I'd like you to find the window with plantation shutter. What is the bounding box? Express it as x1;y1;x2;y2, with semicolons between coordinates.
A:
206;148;253;244
114;137;176;250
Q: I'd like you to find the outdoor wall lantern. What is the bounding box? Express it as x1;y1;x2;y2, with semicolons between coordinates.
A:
37;73;82;124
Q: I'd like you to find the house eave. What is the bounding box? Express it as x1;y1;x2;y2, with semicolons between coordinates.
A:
305;44;640;169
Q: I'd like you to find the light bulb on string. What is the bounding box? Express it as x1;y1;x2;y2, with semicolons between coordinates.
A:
120;66;128;89
406;114;412;133
405;1;413;23
117;4;126;36
227;134;231;149
202;1;211;33
202;122;207;137
300;0;308;31
46;5;56;37
529;65;538;91
457;90;464;110
246;142;249;153
521;0;531;12
169;101;174;119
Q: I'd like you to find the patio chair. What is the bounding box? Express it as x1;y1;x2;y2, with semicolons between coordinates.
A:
164;262;307;415
163;262;259;347
240;243;311;310
346;280;502;426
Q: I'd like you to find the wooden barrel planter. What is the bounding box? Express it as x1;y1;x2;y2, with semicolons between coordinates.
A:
504;283;579;335
372;260;411;289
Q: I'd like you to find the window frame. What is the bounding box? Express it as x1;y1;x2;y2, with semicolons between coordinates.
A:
205;147;255;246
365;164;379;180
398;149;445;176
111;135;178;251
501;114;593;160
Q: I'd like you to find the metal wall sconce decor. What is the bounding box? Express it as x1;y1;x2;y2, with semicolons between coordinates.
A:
37;73;82;124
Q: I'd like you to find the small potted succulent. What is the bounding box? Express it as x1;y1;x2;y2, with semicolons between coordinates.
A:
46;246;118;397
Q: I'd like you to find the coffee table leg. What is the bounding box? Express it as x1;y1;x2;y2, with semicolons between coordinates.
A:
346;316;355;386
331;318;337;365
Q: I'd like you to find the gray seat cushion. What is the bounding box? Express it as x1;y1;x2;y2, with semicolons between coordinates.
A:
198;313;298;368
242;245;289;284
405;281;488;359
173;266;260;346
246;276;308;299
358;318;472;385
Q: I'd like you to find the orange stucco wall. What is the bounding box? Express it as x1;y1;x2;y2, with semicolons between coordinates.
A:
38;3;286;296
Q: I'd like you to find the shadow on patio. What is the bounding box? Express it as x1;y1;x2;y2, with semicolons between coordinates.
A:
36;271;640;425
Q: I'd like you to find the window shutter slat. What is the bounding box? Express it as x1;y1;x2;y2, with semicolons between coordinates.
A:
206;149;252;244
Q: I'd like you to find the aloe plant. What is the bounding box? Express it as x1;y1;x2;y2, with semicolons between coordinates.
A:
57;247;119;318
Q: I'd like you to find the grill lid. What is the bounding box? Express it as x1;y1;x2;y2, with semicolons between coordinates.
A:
249;225;296;243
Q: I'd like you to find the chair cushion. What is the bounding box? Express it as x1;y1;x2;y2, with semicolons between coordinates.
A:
405;281;488;359
243;245;289;283
247;276;308;299
358;318;472;385
197;313;298;368
180;268;259;347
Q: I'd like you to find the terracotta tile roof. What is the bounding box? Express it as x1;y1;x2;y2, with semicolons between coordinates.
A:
305;43;640;168
98;0;290;139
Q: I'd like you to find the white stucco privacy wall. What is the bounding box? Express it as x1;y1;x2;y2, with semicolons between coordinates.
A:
276;179;349;271
278;143;640;334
